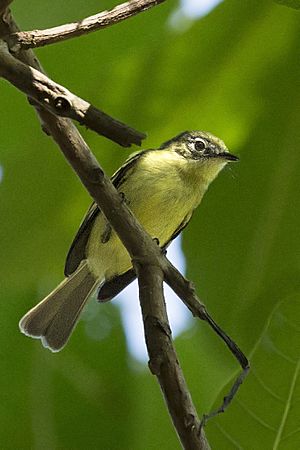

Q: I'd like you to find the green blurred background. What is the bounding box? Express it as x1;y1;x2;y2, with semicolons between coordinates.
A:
1;0;300;448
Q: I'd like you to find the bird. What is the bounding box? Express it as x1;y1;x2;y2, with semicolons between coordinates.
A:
19;131;238;352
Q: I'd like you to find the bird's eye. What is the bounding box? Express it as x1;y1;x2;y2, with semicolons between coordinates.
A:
194;139;206;151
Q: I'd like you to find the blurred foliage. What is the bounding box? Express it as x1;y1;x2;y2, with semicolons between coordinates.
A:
274;0;300;9
1;0;300;449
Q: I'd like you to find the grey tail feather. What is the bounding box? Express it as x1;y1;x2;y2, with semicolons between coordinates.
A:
19;261;97;352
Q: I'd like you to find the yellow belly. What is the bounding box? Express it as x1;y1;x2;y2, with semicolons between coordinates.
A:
86;190;193;280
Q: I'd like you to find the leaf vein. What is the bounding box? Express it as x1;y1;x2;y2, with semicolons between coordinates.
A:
272;358;300;449
251;368;283;402
237;399;276;431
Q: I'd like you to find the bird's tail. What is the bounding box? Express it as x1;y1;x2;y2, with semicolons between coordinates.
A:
19;261;97;352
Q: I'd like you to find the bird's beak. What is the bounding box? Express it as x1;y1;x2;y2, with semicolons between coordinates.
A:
218;152;239;162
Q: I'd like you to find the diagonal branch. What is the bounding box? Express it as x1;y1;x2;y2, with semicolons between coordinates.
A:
7;0;166;51
0;0;12;16
0;40;145;147
163;261;250;425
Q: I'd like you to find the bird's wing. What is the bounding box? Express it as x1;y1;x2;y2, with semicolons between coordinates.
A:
97;268;137;302
162;211;193;249
97;212;193;301
64;151;148;276
64;202;99;276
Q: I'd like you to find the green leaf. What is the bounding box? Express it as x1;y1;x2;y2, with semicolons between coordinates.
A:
207;294;300;449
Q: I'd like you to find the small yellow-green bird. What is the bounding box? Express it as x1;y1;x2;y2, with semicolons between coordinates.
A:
19;131;238;352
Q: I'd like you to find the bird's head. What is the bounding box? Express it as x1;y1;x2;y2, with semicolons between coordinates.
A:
159;130;238;184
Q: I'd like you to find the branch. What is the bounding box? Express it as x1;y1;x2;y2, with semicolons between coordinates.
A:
0;0;12;16
7;0;166;51
1;10;211;450
0;41;145;147
136;262;210;449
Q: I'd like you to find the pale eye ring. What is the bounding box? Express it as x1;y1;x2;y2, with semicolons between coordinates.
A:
194;139;206;151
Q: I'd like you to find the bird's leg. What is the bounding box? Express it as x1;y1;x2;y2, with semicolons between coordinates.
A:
119;191;129;204
153;238;168;256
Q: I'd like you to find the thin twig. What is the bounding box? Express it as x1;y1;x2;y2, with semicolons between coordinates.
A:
0;40;145;147
164;261;249;367
7;0;166;51
163;261;250;425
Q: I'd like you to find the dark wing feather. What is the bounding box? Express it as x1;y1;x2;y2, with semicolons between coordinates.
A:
111;150;148;187
97;268;136;302
162;211;193;250
64;203;99;276
64;150;149;276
